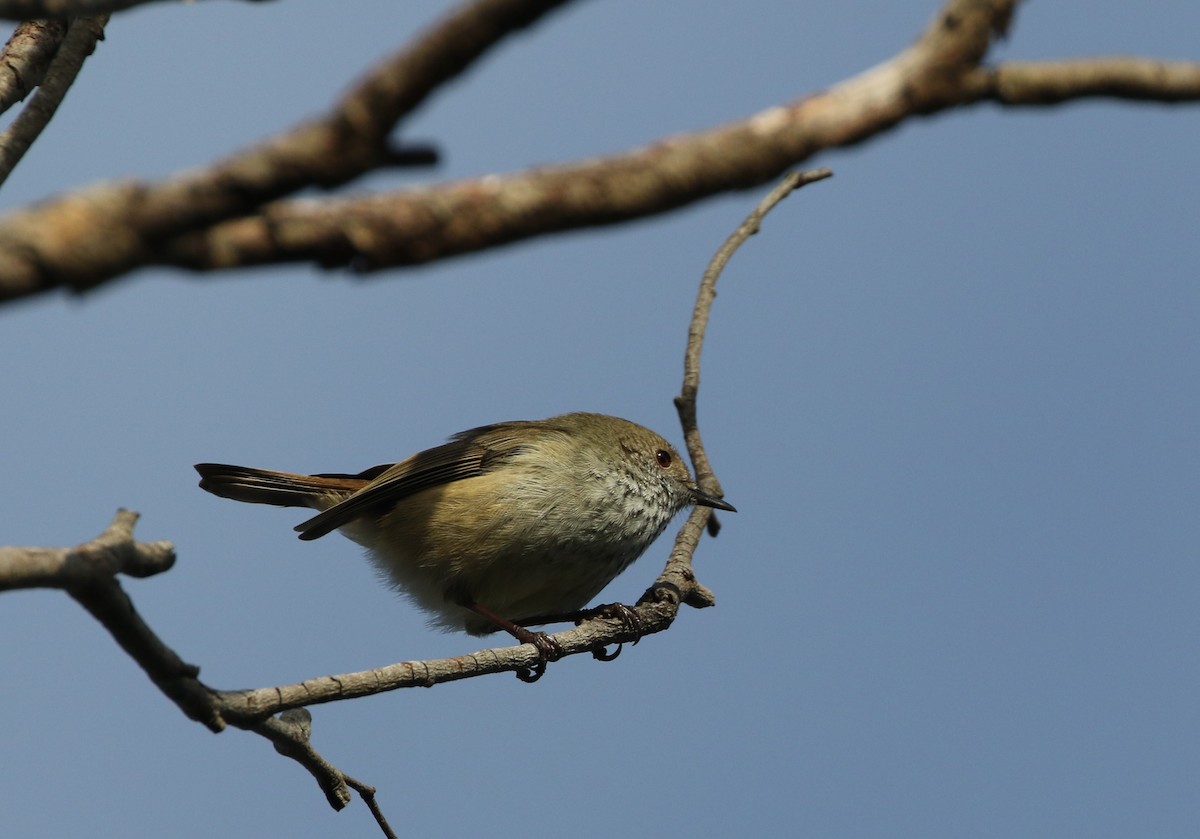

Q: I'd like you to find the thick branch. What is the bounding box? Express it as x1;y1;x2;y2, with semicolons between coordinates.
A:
28;0;1014;280
0;16;108;187
0;19;67;111
2;2;1198;299
7;0;1195;302
0;0;576;298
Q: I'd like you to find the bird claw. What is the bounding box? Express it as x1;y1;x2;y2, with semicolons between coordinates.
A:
515;630;563;683
591;642;623;662
582;603;643;664
505;602;643;679
587;602;643;644
516;663;545;683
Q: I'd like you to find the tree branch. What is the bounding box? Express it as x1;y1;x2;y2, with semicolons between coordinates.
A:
0;19;67;112
675;168;831;513
0;0;577;298
965;57;1200;105
0;1;1196;302
0;507;174;590
0;502;732;832
0;15;107;187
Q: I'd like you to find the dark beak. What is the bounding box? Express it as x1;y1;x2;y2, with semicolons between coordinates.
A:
691;488;737;513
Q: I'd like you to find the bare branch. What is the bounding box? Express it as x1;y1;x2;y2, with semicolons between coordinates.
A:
0;19;67;111
0;0;577;299
2;505;718;832
0;510;221;729
267;709;399;837
0;15;107;187
257;712;352;811
342;774;399;839
675;168;831;504
0;1;1196;302
214;593;681;719
964;57;1200;105
0;507;174;590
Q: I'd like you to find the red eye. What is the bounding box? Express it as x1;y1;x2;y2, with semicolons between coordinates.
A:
655;450;672;468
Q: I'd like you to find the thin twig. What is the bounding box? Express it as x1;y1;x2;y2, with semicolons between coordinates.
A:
344;775;399;839
675;168;833;493
256;713;352;810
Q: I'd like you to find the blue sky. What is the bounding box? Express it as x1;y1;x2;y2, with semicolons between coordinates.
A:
3;2;1199;837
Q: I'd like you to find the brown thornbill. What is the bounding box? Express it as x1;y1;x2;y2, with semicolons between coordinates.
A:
195;412;734;678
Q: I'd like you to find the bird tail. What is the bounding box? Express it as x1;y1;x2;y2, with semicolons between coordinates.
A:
194;463;367;510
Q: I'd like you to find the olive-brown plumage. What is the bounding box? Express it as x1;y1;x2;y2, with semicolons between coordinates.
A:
195;413;734;637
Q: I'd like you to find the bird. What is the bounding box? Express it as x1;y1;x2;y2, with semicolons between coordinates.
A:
195;412;734;678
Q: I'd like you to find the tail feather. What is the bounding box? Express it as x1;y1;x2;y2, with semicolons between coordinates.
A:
194;463;366;509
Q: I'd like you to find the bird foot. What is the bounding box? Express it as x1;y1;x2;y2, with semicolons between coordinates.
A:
578;602;643;662
513;629;564;683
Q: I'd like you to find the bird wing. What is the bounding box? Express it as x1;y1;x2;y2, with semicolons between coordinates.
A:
294;420;548;541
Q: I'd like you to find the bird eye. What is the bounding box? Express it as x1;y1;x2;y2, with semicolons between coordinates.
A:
655;450;672;468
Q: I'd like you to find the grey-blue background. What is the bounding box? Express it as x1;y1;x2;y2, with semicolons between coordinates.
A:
3;2;1198;836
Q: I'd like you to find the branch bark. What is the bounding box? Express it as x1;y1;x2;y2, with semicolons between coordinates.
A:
964;57;1200;104
0;19;67;111
0;0;577;298
0;15;107;187
0;480;738;832
674;167;832;551
0;0;1196;303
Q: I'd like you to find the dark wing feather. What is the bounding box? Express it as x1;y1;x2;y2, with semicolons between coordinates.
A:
293;420;543;541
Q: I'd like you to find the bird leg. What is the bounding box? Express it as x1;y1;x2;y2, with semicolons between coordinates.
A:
515;602;643;662
464;601;564;683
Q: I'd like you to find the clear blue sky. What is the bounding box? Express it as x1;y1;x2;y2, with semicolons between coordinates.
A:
3;1;1199;836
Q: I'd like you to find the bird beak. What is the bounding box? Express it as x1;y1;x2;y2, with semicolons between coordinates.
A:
691;487;737;512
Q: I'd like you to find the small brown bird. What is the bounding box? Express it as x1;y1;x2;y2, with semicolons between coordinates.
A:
195;412;734;674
